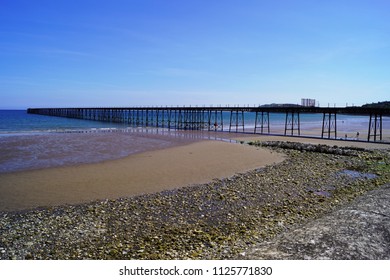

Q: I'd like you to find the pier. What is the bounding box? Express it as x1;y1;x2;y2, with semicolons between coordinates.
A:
27;106;390;142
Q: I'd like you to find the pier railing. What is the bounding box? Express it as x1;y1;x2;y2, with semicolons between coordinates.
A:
27;106;390;142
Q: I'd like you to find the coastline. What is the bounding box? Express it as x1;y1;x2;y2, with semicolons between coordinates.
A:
240;183;390;260
0;129;206;174
0;139;284;212
1;131;388;212
1;138;388;260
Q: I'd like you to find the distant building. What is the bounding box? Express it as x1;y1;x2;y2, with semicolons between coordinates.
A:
301;98;316;107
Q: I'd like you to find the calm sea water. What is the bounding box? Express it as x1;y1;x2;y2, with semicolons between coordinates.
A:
0;110;130;135
0;110;202;173
0;110;381;135
0;110;380;136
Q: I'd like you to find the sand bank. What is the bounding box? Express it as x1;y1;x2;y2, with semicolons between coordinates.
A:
0;140;283;212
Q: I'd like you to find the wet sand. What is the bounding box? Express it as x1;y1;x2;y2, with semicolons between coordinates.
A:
0;129;206;174
2;139;388;260
1;128;388;212
0;140;284;212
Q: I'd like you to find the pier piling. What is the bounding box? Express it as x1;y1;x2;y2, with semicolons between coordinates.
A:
27;106;389;143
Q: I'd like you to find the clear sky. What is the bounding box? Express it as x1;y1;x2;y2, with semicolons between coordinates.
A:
1;0;389;109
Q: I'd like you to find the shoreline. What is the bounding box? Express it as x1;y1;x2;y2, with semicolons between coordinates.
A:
0;139;284;212
231;133;390;149
1;131;388;212
240;183;390;260
0;129;206;174
1;140;388;260
1;128;388;176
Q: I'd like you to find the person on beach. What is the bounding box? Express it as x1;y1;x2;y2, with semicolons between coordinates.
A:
356;132;360;140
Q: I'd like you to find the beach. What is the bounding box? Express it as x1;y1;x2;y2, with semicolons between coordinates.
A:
1;127;390;260
0;138;284;212
1;0;390;264
3;129;388;213
0;135;389;260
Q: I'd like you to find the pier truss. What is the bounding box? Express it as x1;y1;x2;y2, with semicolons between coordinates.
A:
229;109;245;133
322;112;337;139
27;106;390;142
368;113;383;142
254;111;270;134
284;110;300;136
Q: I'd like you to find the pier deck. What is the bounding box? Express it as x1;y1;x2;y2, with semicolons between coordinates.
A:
27;106;390;142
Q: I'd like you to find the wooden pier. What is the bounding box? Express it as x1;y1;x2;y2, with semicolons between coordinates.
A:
27;106;390;142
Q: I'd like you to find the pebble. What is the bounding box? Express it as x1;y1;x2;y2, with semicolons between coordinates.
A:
0;141;388;260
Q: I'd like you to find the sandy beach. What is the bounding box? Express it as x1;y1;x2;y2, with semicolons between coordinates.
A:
1;130;389;212
1;136;388;260
1;131;389;260
0;140;284;212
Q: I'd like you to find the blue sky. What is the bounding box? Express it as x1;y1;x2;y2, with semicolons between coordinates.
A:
1;0;389;109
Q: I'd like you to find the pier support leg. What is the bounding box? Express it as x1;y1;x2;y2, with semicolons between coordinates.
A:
284;111;300;136
229;110;245;133
208;110;223;131
321;112;337;139
177;110;184;130
368;113;382;142
254;111;270;134
167;110;171;129
157;109;161;128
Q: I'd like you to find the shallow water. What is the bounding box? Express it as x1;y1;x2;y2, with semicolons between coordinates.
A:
0;110;235;173
0;129;184;173
0;127;240;174
338;169;378;180
1;110;388;173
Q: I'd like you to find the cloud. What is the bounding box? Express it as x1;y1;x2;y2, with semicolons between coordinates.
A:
298;36;389;65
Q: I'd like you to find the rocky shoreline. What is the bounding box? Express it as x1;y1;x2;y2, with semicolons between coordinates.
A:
239;183;390;259
1;141;389;260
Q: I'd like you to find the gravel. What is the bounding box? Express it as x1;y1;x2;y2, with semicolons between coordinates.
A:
1;141;389;260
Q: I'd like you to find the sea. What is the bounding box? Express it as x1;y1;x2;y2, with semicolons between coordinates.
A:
0;110;206;174
0;110;381;136
0;110;388;174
